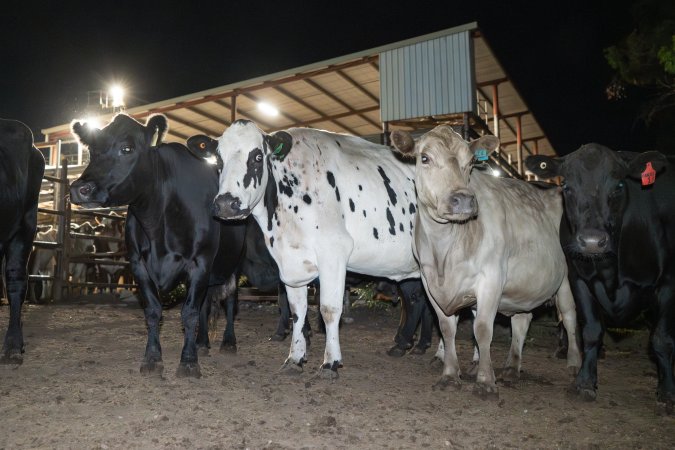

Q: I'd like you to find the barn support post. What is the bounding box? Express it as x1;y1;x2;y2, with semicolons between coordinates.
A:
516;115;523;176
462;113;471;140
492;84;500;139
52;158;69;302
382;121;389;146
231;94;237;123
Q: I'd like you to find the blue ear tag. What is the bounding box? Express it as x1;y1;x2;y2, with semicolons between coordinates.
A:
474;148;489;161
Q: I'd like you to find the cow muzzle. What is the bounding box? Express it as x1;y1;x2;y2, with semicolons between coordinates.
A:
70;180;104;207
575;229;611;255
440;191;478;221
213;193;251;220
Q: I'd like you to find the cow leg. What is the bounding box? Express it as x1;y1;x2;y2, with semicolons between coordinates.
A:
556;278;582;375
414;297;434;354
1;239;32;364
271;282;290;341
501;313;533;385
388;279;425;357
196;295;212;355
571;277;603;401
176;272;209;378
652;279;675;413
280;285;309;374
133;263;164;377
219;277;238;353
473;285;501;400
432;310;462;391
316;264;347;379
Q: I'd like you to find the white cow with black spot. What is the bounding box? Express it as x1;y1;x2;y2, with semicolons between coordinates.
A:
204;120;420;377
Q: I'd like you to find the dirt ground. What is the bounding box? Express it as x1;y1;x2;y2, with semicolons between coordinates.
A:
1;294;674;450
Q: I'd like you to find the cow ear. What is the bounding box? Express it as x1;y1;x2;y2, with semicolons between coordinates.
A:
468;135;500;161
526;155;562;179
71;120;98;147
265;131;293;160
390;130;415;154
145;114;168;147
186;135;218;159
624;151;669;181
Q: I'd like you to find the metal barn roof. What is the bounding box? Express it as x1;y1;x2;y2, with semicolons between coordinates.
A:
41;22;555;174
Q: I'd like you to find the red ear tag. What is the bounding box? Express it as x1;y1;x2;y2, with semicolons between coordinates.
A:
641;162;656;186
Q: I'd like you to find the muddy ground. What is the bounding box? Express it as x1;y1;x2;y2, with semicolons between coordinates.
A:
1;294;674;449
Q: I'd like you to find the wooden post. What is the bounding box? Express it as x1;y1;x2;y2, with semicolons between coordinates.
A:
492;84;500;139
382;121;389;146
516;115;523;176
462;113;471;140
231;94;237;124
52;158;69;301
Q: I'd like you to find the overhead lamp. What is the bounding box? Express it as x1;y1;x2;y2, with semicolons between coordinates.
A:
491;168;501;177
84;117;102;129
258;102;279;117
109;84;125;108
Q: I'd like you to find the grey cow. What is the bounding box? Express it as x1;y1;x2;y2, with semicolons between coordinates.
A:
391;126;580;398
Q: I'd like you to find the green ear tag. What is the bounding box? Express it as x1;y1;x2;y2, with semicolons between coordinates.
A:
273;143;283;154
475;148;489;161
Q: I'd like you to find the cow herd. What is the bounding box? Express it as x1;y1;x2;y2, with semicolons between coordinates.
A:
0;113;673;415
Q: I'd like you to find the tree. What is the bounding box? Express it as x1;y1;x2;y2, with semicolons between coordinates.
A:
604;0;675;151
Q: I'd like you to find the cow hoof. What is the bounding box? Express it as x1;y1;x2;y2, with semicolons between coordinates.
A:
429;356;444;370
0;350;23;365
473;383;499;400
567;383;597;402
411;344;430;355
269;333;287;342
176;362;202;378
500;367;520;386
140;360;164;377
279;359;304;375
219;342;237;354
655;391;674;415
433;375;462;391
386;345;408;357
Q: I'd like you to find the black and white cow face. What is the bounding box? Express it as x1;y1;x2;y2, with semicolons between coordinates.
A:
526;143;667;258
392;125;499;223
212;120;292;220
70;114;168;208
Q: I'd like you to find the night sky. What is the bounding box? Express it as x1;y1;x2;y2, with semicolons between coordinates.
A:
1;0;651;155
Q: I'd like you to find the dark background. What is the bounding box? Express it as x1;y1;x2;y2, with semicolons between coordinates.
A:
0;0;657;155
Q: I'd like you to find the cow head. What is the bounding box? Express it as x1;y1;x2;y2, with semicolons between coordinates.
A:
211;120;292;220
526;143;668;258
69;114;168;207
391;125;499;223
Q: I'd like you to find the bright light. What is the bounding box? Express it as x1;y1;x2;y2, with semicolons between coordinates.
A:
491;168;501;177
84;117;102;129
109;85;125;108
258;102;279;117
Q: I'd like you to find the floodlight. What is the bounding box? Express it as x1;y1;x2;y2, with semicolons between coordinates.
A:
258;102;279;117
109;85;125;108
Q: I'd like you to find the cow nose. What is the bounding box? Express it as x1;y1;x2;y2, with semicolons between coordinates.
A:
448;192;477;216
70;180;96;203
213;193;247;219
577;229;610;253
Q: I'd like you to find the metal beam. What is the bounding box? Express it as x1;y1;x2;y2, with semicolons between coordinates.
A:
304;78;380;131
163;112;219;137
214;99;274;130
477;77;508;87
186;105;231;131
268;105;380;131
335;69;380;104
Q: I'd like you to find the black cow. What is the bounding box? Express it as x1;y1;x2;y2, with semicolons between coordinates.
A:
70;113;246;378
0;119;45;364
527;144;675;412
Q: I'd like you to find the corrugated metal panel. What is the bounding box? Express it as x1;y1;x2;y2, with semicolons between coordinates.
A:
380;31;475;122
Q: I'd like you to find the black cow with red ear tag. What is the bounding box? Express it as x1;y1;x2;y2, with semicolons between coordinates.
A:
526;143;675;414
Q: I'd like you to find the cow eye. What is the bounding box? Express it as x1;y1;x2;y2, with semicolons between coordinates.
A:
120;145;133;155
421;154;429;164
561;182;570;193
255;153;263;163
